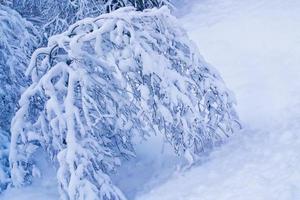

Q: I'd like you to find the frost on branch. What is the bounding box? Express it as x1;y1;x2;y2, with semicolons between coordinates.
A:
10;0;170;38
10;6;239;199
0;5;38;193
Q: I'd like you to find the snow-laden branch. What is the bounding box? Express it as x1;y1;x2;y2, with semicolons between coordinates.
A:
10;0;170;38
10;6;239;199
0;5;38;193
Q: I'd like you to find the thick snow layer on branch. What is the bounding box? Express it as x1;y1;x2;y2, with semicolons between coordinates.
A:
0;5;38;193
9;0;170;38
10;6;239;199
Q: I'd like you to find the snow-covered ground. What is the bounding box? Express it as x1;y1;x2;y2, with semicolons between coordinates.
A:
2;0;300;199
137;0;300;199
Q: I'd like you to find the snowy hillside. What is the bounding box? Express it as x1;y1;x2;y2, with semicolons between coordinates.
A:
137;0;300;199
2;0;300;199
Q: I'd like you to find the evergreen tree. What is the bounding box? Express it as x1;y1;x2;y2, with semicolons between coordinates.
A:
10;6;239;199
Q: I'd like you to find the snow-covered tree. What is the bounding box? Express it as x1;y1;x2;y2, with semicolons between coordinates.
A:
0;5;38;193
9;0;169;38
10;6;239;199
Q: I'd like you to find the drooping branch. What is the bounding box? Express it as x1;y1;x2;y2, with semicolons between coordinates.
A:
10;6;239;199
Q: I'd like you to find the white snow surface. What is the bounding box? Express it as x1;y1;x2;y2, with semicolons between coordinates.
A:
138;0;300;200
2;0;300;199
